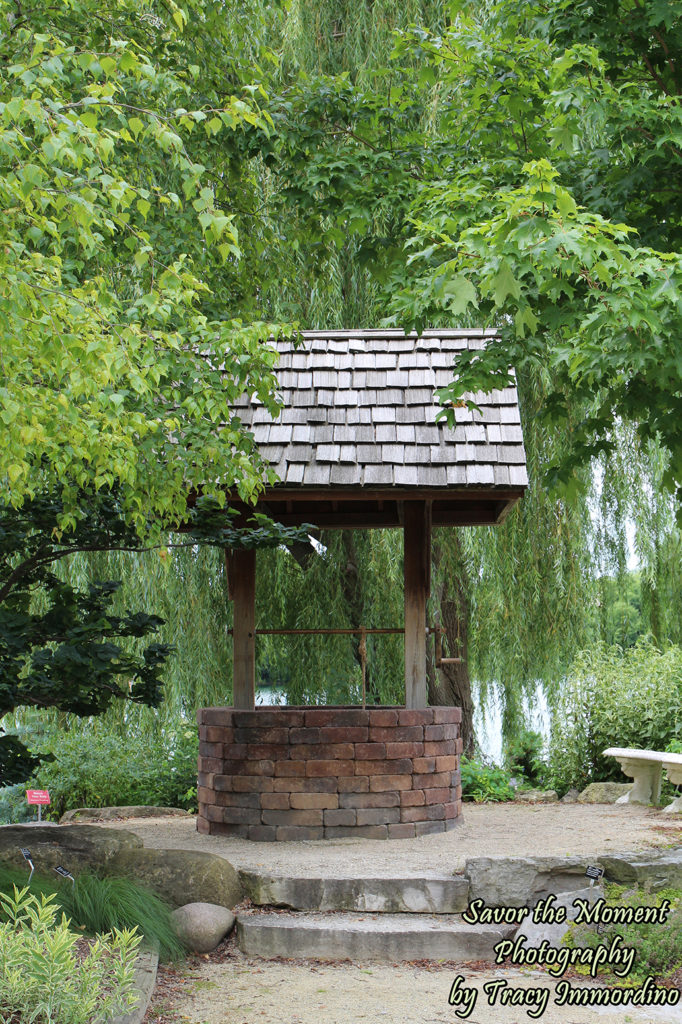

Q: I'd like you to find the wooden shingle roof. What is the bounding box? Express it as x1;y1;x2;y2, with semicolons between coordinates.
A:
233;329;528;494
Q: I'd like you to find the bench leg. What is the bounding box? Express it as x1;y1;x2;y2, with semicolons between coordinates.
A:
663;765;682;813
614;758;662;805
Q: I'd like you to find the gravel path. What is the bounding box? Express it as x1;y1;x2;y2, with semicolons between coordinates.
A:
103;803;681;876
146;943;682;1024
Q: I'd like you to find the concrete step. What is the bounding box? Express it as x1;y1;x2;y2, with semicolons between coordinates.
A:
239;872;469;914
236;910;512;962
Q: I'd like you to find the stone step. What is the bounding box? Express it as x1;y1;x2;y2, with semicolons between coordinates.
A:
236;910;512;962
240;871;469;914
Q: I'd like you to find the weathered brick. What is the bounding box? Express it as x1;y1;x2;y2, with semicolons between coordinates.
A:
443;801;459;819
198;757;222;774
220;806;262;825
261;793;291;810
274;760;306;777
432;707;462;724
209;822;250;838
356;807;400;826
306;759;355;777
197;771;214;789
276;826;325;841
273;776;338;793
424;724;446;741
221;744;248;760
444;814;461;831
442;724;459;740
262;809;323;827
412;757;437;774
400;789;426;807
385;741;423;759
200;741;223;759
196;814;210;833
455;737;464;755
369;726;423;743
196;786;214;805
215;791;260;808
401;804;445;823
290;793;339;810
356;758;413;776
368;709;398;727
203;725;228;744
419;772;453;789
304;709;369;727
223;759;274;777
233;710;303;729
290;727;321;744
244;743;290;761
436;755;457;772
325;825;388;839
234;727;290;745
248;825;278;841
423;741;451;757
388;822;417;838
370;774;412;792
397;709;432;727
415;820;446;836
200;708;234;727
424;787;450;805
319;726;368;743
292;743;354;761
324;808;356;826
354;742;386;760
230;775;275;793
340;792;400;809
337;775;369;793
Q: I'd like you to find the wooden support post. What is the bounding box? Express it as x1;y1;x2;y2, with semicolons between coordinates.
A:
229;548;256;709
403;501;431;709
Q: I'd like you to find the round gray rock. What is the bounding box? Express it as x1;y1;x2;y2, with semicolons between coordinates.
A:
172;902;236;953
560;788;580;803
108;848;243;910
578;782;632;804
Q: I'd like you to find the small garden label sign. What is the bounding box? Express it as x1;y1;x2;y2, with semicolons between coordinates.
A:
26;789;50;822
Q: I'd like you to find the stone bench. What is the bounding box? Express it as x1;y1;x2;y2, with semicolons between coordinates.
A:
603;747;682;811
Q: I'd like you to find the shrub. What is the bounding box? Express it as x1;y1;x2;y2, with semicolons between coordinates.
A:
0;886;140;1024
0;866;186;963
460;756;515;802
547;638;682;793
505;728;547;788
27;726;198;820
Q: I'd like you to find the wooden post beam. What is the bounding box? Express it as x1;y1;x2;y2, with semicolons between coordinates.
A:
228;548;256;710
403;500;431;709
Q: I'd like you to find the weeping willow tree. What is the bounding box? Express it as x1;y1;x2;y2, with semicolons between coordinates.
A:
32;0;681;760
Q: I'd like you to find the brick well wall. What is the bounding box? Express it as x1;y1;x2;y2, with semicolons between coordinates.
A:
197;706;463;841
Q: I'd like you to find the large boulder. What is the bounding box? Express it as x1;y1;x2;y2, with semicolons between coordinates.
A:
464;856;594;907
60;806;189;823
171;902;235;953
0;824;142;875
108;848;243;910
578;782;632;804
598;849;682;890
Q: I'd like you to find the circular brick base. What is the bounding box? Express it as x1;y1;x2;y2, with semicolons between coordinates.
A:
196;706;463;841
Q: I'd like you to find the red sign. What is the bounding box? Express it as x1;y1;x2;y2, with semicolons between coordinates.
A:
26;790;50;805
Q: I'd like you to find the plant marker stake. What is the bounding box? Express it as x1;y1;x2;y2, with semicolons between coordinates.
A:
20;848;34;885
54;865;75;887
585;864;604;889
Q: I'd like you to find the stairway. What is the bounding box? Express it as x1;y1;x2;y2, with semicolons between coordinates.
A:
236;871;513;962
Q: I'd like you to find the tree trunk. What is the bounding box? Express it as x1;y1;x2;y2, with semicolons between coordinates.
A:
428;533;475;756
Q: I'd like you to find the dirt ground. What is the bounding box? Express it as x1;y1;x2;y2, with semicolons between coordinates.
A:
104;803;682;877
143;938;682;1024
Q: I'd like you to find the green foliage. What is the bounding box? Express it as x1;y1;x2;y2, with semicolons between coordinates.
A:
0;867;184;963
505;728;546;788
0;0;294;533
460;755;515;802
548;638;682;792
27;728;199;821
0;885;140;1023
569;885;682;984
